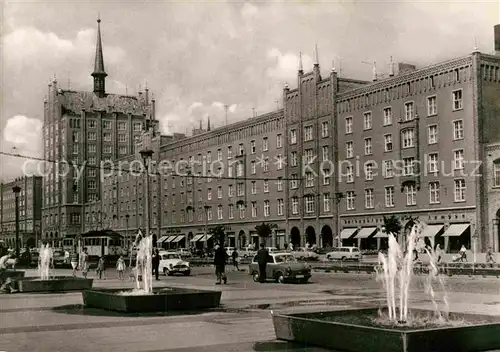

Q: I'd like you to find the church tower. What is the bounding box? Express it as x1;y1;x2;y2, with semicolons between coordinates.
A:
91;16;107;97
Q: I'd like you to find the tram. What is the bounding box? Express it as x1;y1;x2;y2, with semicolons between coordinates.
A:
62;230;127;259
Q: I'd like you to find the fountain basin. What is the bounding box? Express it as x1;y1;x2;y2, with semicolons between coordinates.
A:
2;270;25;280
272;308;500;352
82;287;222;313
17;276;93;293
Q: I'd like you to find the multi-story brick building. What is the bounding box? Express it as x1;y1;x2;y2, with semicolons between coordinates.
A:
99;25;500;253
41;18;156;245
0;176;43;248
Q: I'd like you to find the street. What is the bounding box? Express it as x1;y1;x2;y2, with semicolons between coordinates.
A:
0;267;499;351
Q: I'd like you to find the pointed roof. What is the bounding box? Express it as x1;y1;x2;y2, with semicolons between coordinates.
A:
92;16;107;77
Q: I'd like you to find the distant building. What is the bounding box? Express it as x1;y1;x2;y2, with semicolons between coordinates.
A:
0;176;42;248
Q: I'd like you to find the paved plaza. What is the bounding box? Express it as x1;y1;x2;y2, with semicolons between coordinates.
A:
1;268;500;352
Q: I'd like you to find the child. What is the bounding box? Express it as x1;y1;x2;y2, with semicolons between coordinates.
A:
96;256;105;279
116;256;126;280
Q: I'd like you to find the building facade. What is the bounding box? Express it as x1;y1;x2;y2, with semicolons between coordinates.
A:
41;18;156;245
0;176;43;248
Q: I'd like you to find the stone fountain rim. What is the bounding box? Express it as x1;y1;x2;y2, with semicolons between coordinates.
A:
272;307;500;333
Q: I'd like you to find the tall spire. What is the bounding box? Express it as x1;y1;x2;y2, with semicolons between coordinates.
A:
91;15;107;97
314;44;319;66
298;52;303;74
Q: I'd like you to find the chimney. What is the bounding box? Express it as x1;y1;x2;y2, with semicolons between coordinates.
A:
388;56;394;77
495;25;500;55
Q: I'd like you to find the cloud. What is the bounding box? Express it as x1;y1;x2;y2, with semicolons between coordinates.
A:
266;48;313;81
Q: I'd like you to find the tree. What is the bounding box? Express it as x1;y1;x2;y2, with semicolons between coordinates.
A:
383;214;402;237
208;225;226;247
255;222;277;246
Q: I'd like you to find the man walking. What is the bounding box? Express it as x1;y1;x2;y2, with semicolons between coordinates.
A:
80;247;89;278
70;250;79;277
214;245;227;285
152;248;161;280
256;243;270;283
232;248;239;271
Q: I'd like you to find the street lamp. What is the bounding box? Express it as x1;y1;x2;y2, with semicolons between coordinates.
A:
204;204;211;249
12;186;21;258
140;149;154;239
334;192;344;247
125;214;130;251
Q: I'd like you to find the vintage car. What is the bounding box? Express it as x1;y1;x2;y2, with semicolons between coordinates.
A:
159;252;191;276
249;252;312;283
290;247;320;261
326;246;362;261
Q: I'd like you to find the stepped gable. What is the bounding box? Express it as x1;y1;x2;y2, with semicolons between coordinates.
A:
59;90;150;115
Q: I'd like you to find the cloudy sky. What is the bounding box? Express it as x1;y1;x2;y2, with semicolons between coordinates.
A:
1;0;498;181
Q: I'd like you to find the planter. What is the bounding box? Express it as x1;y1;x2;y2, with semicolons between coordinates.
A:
272;308;500;352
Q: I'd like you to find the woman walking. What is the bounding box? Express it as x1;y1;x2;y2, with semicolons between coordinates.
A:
116;256;126;280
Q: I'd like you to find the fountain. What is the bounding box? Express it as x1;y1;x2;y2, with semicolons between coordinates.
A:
272;223;500;352
82;234;221;313
16;244;93;293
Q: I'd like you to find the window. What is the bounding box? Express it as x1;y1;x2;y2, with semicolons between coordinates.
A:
250;140;256;154
217;149;222;160
305;172;314;187
403;157;415;176
494;162;500;187
237;183;244;196
346;191;355;210
452;90;463;110
454;149;464;170
305;195;314;213
88;156;97;165
119;146;127;155
402;129;414;148
239;143;244;155
321;121;329;137
227;146;233;159
88;132;97;141
427;96;437;116
364;138;372;155
322;146;329;161
428;125;438;144
290;129;297;144
207;151;212;163
251;181;257;194
88;120;97;129
453;120;464;140
277;199;284;216
217;186;223;199
304;126;313;141
291;174;298;189
88;144;96;153
228;184;234;197
404;102;414;121
228;166;233;178
363;112;372;130
118;134;126;142
118;121;127;130
346;165;354;183
251;202;258;217
454;179;466;202
207;208;213;221
277;177;283;191
323;169;331;185
263;137;269;151
237;163;244;176
345;116;353;134
292;197;299;214
133;122;142;131
72;131;80;142
365;162;374;180
429;182;440;204
229;204;234;219
217;205;223;220
250;160;256;174
383;107;392;126
289;151;297;167
385;186;394;207
427;153;439;174
346;141;354;158
323;194;330;212
305;149;314;164
103;121;112;129
88;180;96;190
207;188;212;200
384;134;393;152
238;204;246;219
264;200;270;217
405;184;417;205
263;158;269;172
276;134;282;148
364;189;374;209
263;180;269;193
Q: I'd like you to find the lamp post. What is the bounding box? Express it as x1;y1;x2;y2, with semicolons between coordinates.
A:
12;186;21;258
125;214;130;252
204;204;211;249
334;192;344;247
140;149;154;239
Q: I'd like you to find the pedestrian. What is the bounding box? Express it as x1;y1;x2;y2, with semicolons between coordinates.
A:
70;250;79;277
232;248;239;271
486;246;496;264
256;243;270;283
214;245;227;285
152;248;160;280
80;247;89;278
435;244;442;264
459;245;468;262
116;256;126;280
96;256;105;279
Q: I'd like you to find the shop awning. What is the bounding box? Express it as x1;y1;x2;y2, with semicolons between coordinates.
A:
442;224;470;237
418;224;444;238
165;236;177;243
201;234;213;241
374;231;389;238
172;235;185;243
190;234;204;242
340;228;358;239
157;236;169;244
355;227;378;239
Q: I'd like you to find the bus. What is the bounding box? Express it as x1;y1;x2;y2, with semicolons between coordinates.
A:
62;230;127;259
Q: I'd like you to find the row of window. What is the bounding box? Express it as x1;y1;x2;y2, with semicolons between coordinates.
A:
344;179;467;210
289;121;330;145
85;120;143;131
344;90;463;132
86;132;128;142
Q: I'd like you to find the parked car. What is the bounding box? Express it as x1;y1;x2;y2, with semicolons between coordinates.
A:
326;247;362;261
52;250;67;267
290;248;320;261
240;248;257;259
159;252;191;276
249;252;312;283
266;247;279;253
